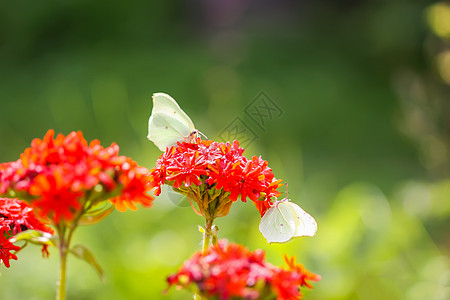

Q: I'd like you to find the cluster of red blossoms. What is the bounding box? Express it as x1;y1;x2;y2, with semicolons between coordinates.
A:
149;139;282;216
0;198;53;267
167;240;321;300
0;130;153;224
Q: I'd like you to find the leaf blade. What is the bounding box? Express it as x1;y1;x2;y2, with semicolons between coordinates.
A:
69;244;104;282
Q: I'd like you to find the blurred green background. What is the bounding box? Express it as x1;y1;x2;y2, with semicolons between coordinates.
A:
1;0;450;299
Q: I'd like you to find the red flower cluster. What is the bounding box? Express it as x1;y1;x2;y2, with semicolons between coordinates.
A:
167;240;320;300
0;130;153;223
0;197;53;268
150;139;282;216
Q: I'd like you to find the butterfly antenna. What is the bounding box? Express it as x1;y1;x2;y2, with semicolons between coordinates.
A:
198;130;208;139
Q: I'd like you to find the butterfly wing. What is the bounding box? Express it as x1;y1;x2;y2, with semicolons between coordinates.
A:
259;203;297;243
286;202;317;237
147;93;196;151
160;185;190;208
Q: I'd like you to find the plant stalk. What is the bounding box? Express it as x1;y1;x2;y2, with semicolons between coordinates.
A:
56;224;68;300
202;219;214;255
55;208;83;300
194;219;215;300
56;241;68;300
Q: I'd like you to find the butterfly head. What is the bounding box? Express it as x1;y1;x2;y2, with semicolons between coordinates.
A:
184;130;199;143
273;197;291;207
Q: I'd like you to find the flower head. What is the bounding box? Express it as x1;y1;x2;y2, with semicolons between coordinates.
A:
149;139;282;219
0;130;154;224
167;240;320;300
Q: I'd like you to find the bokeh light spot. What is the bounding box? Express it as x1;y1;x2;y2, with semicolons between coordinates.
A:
427;2;450;39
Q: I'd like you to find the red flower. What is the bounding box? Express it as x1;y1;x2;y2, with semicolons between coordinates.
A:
150;139;282;217
166;152;205;188
167;240;320;300
228;157;268;202
110;158;154;212
0;130;154;224
0;234;19;268
29;173;83;224
271;256;321;300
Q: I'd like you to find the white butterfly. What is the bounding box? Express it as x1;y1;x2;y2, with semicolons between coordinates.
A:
259;197;317;244
147;92;198;151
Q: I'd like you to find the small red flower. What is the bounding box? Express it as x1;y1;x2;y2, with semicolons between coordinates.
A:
167;240;320;300
110;158;154;212
0;233;20;268
29;173;83;224
166;152;205;188
271;256;321;300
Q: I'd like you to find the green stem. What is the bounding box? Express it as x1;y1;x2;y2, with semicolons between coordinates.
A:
202;219;213;255
194;219;215;300
55;205;86;300
202;231;211;256
57;241;68;300
56;225;68;300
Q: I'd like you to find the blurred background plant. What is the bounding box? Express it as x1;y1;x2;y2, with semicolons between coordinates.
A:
0;0;449;299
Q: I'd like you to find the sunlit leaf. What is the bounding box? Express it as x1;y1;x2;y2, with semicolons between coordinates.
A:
69;244;104;282
78;203;115;225
9;230;57;247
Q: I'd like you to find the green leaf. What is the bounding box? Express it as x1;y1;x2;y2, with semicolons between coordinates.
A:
9;230;57;247
79;203;114;225
69;244;104;282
